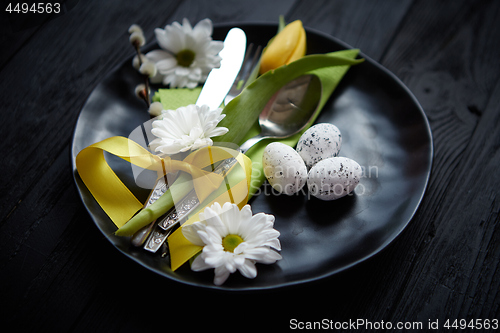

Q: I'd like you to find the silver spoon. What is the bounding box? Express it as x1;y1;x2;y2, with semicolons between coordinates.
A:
136;74;323;250
239;74;322;153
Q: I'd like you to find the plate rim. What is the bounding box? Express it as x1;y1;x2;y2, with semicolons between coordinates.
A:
70;22;433;291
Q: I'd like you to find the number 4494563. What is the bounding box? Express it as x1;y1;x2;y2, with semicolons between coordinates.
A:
444;319;499;330
6;3;61;14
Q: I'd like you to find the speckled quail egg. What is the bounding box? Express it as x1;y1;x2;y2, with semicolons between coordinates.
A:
307;157;362;200
263;142;308;195
296;123;342;169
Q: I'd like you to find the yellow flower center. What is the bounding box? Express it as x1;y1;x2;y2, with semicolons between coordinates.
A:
222;234;244;253
176;49;195;67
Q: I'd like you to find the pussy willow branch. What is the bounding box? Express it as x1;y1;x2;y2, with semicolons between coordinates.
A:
134;44;151;108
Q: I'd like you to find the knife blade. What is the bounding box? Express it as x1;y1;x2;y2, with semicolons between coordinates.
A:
136;28;247;251
196;27;247;109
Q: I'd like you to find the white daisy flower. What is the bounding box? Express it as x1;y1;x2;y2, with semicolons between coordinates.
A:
146;18;224;88
149;104;228;155
182;202;282;285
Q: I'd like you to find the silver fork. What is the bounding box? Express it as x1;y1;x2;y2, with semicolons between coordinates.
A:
132;44;263;252
224;43;262;105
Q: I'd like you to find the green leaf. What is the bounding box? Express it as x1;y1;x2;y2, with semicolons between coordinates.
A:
214;51;363;146
157;86;201;110
278;15;286;32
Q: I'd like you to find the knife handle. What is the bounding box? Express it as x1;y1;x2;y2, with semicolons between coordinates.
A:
143;157;239;253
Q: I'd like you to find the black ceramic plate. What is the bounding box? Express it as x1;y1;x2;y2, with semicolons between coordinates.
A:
71;23;432;290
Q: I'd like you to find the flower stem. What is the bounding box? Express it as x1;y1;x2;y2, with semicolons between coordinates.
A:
135;45;150;107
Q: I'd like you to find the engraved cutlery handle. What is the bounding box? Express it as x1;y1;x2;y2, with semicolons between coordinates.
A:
130;176;169;247
143;157;238;252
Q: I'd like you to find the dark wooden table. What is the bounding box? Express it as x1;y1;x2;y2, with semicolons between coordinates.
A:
1;0;499;331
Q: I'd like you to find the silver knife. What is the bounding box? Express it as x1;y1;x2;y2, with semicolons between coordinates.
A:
196;28;247;109
135;28;247;251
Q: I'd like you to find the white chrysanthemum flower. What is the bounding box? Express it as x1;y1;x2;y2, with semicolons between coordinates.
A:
145;18;223;88
149;104;228;155
182;202;282;285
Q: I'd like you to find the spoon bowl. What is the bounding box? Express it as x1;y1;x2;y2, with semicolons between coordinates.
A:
239;74;322;153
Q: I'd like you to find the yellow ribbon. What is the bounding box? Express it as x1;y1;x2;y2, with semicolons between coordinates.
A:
75;136;245;228
169;151;252;271
76;135;253;269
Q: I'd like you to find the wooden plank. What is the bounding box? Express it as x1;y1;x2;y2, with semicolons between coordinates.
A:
0;0;299;329
166;0;297;23
0;25;40;70
285;0;414;61
356;0;500;323
0;0;297;223
1;0;499;330
0;0;183;222
0;0;186;328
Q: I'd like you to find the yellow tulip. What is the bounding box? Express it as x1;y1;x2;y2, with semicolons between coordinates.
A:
259;20;307;74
